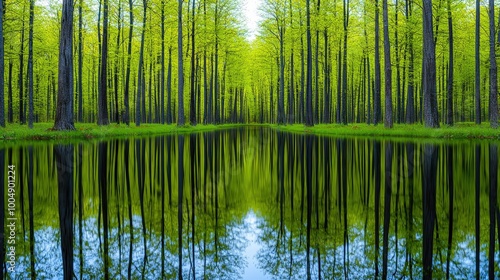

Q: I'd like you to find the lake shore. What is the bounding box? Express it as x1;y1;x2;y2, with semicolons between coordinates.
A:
0;122;499;142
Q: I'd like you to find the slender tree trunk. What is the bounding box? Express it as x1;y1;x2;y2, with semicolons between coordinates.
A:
0;0;4;127
475;0;481;124
405;0;415;123
19;7;25;125
77;0;83;122
167;46;173;124
341;0;349;125
278;24;285;125
374;0;381;125
305;0;313;126
53;0;75;130
98;0;110;125
446;0;453;125
178;0;185;125
488;0;498;128
123;0;133;125
323;29;330;124
190;0;197;125
383;0;393;128
8;60;13;123
160;0;165;124
135;0;147;126
114;1;121;124
314;1;320;124
27;0;34;128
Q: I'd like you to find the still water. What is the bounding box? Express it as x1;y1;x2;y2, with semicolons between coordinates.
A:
1;127;499;279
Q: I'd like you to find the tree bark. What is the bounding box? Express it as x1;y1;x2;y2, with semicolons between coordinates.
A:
488;0;498;128
374;0;381;125
178;0;185;125
27;0;34;128
475;0;481;124
189;0;197;125
422;0;439;128
305;0;313;126
446;0;453;125
0;0;4;127
98;0;110;125
77;0;84;122
53;0;75;130
383;0;393;128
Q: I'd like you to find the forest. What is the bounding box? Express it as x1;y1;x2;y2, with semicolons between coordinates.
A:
0;0;499;130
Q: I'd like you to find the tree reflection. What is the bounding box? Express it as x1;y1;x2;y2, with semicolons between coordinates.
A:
4;128;500;279
422;144;438;279
55;144;74;280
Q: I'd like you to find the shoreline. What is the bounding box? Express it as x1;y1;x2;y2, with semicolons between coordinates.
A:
0;122;499;143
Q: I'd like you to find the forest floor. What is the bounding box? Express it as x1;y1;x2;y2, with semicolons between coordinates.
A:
0;123;247;142
0;122;499;143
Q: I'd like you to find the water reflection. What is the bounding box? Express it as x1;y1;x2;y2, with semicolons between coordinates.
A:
1;128;499;279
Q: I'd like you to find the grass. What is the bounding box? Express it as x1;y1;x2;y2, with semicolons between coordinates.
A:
0;122;499;143
271;122;500;140
0;122;246;142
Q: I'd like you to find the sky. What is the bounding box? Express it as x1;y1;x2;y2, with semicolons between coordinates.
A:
242;0;263;41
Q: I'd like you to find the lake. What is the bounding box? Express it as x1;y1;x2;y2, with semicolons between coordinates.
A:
1;127;499;279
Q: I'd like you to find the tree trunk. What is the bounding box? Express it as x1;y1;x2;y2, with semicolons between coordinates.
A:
446;0;453;125
422;0;440;128
77;0;84;122
19;7;25;125
383;0;393;128
374;0;381;125
114;1;121;124
475;0;481;124
53;0;75;130
178;0;185;126
190;0;197;125
305;0;313;126
278;26;285;125
405;0;415;123
27;0;34;128
135;0;147;126
98;0;110;125
0;0;4;127
341;0;349;125
488;0;498;128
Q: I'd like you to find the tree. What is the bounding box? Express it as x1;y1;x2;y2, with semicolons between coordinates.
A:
373;0;381;125
382;0;393;128
341;0;349;125
475;0;480;124
98;0;110;125
422;0;439;128
488;0;498;128
405;0;415;124
77;0;83;123
0;0;4;127
445;0;453;126
27;0;34;128
178;0;185;126
305;0;313;126
123;0;134;125
135;0;147;126
53;0;75;131
189;0;197;125
161;0;166;124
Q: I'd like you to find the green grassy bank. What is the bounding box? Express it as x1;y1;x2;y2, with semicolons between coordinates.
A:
272;123;500;140
0;122;499;142
0;123;248;141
